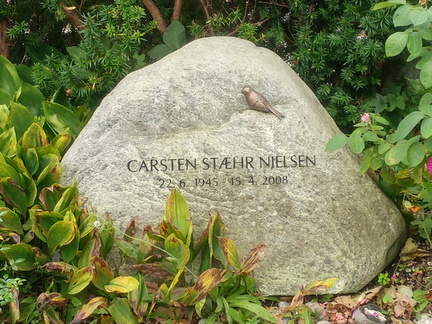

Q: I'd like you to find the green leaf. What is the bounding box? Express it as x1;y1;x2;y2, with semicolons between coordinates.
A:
164;233;190;271
148;44;172;60
218;237;242;270
0;128;17;157
362;131;380;142
410;7;429;26
419;27;432;40
393;5;412;26
373;1;406;10
69;297;108;324
60;232;79;263
47;220;75;254
348;133;365;154
0;207;23;234
128;273;150;318
8;102;34;139
0;177;27;215
420;105;432;117
107;298;139;324
164;189;191;242
325;134;347;152
384;141;411;165
227;296;276;323
378;142;392;154
407;142;427;167
421;117;432;138
0;56;21;97
17;82;44;116
24;148;39;176
43;102;81;136
420;61;432;89
91;256;114;291
4;243;36;271
105;276;139;293
407;32;423;56
21;123;49;149
385;32;408;57
163;20;186;50
68;266;93;295
388;111;424;142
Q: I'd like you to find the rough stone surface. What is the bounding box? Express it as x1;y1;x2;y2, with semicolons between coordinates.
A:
61;37;406;295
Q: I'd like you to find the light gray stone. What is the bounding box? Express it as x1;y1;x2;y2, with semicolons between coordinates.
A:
61;37;406;295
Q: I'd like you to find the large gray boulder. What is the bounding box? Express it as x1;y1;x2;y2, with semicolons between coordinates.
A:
61;37;406;295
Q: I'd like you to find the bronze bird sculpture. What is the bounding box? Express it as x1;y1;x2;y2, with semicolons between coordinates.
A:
240;86;285;120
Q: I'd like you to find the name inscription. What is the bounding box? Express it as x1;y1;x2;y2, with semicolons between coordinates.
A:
126;155;316;172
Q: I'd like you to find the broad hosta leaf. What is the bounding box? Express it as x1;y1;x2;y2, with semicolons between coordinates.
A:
420;61;432;89
92;256;114;291
0;127;17;157
421;117;432;138
47;220;75;254
17;82;44;116
51;133;72;155
69;297;108;324
0;177;27;215
4;243;36;271
68;266;93;295
8;102;34;139
30;210;64;242
0;56;21;97
108;298;139;324
0;207;23;234
325;134;348;152
21;123;49;149
60;232;79;262
24;148;39;176
385;32;408;57
43;102;81;136
105;276;139;293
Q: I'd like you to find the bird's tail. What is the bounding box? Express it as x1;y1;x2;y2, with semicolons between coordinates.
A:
269;107;285;120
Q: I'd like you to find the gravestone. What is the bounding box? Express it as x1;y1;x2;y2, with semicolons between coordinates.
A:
61;37;406;295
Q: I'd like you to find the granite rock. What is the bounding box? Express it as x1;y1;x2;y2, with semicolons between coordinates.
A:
61;37;406;295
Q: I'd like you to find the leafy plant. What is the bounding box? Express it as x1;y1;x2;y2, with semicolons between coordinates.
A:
326;0;432;246
378;272;391;285
148;20;187;60
28;0;157;109
286;0;397;131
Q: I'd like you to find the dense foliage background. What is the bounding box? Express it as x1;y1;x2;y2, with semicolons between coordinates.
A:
0;0;432;323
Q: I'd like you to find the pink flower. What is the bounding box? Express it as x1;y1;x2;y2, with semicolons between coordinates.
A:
427;156;432;174
360;112;370;123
